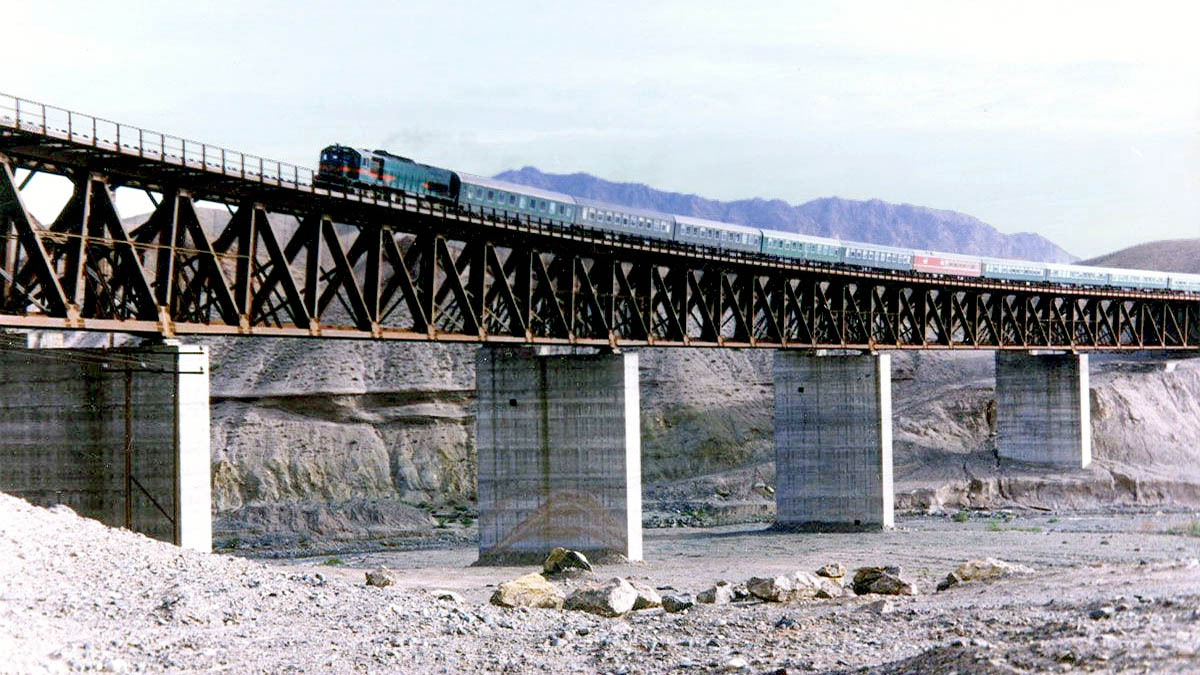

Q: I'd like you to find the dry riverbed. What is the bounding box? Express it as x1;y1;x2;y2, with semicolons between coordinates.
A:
2;493;1199;673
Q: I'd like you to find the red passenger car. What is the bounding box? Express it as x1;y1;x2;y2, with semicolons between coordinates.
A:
912;253;982;277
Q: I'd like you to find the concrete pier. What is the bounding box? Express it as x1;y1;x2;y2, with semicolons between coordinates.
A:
995;351;1091;468
0;343;212;552
475;347;641;563
774;351;893;530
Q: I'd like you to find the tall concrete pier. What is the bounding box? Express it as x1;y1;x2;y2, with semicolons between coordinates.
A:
475;347;642;563
0;343;212;551
774;351;894;530
995;351;1091;468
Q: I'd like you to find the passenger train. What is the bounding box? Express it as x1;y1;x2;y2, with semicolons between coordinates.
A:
316;145;1200;294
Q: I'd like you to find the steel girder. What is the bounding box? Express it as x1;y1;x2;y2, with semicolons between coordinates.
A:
0;116;1197;350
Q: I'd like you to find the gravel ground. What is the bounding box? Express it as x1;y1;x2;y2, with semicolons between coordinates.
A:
2;493;1199;674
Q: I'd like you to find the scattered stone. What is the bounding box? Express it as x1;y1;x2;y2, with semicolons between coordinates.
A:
723;655;750;671
816;563;846;579
490;572;565;609
746;575;793;602
865;599;895;615
937;557;1036;591
627;580;662;610
662;593;695;613
430;589;463;603
564;577;638;617
365;568;397;588
697;581;734;605
774;615;798;629
1090;606;1116;620
543;547;593;576
852;566;918;596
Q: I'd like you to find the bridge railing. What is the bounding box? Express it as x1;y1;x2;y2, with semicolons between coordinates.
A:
0;92;316;190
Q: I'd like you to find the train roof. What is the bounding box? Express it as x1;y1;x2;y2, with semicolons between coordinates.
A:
980;256;1045;266
674;214;761;236
761;229;843;245
457;173;579;205
842;241;912;254
912;249;982;260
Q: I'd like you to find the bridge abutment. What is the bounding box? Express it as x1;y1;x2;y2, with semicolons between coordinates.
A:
474;346;642;564
773;351;894;531
0;342;212;551
994;351;1091;468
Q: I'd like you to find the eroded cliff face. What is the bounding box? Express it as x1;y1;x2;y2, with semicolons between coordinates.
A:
202;336;1200;546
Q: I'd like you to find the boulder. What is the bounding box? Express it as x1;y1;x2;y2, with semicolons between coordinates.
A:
937;557;1036;591
792;571;844;599
816;563;846;580
543;547;593;576
662;593;695;613
697;581;734;605
564;577;638;617
864;599;895;615
628;580;662;610
430;589;464;603
365;567;397;588
746;575;793;602
852;566;919;596
490;572;565;609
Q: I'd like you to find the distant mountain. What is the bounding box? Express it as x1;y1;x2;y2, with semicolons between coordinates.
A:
1080;239;1200;274
494;167;1076;263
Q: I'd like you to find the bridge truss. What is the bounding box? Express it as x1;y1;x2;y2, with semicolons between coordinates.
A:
1;94;1197;351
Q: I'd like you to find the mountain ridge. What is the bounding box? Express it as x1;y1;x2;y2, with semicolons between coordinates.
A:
1080;238;1200;274
494;166;1076;263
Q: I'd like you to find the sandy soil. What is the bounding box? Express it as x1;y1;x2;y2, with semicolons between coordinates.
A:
3;491;1199;674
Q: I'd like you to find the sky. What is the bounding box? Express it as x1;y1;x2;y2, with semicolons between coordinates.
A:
6;1;1199;258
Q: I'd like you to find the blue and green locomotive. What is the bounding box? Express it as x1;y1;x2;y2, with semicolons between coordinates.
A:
317;144;459;202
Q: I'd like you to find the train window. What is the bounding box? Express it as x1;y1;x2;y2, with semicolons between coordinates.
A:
509;194;516;205
487;190;494;200
519;196;528;208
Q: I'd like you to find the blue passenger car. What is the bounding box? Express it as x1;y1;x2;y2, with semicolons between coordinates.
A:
761;230;844;264
981;258;1047;283
1169;273;1200;293
673;215;762;253
1105;268;1169;290
843;243;913;272
457;173;577;226
575;198;674;240
1044;264;1109;287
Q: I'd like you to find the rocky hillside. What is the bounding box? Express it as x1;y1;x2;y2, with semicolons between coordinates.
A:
1080;238;1200;273
494;167;1076;262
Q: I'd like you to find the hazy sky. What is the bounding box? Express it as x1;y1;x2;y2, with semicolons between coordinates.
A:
7;1;1199;258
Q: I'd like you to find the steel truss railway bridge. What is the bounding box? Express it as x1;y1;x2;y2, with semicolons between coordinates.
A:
1;92;1196;560
1;93;1197;351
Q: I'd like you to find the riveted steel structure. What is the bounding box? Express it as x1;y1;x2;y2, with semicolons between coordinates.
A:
1;93;1198;350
